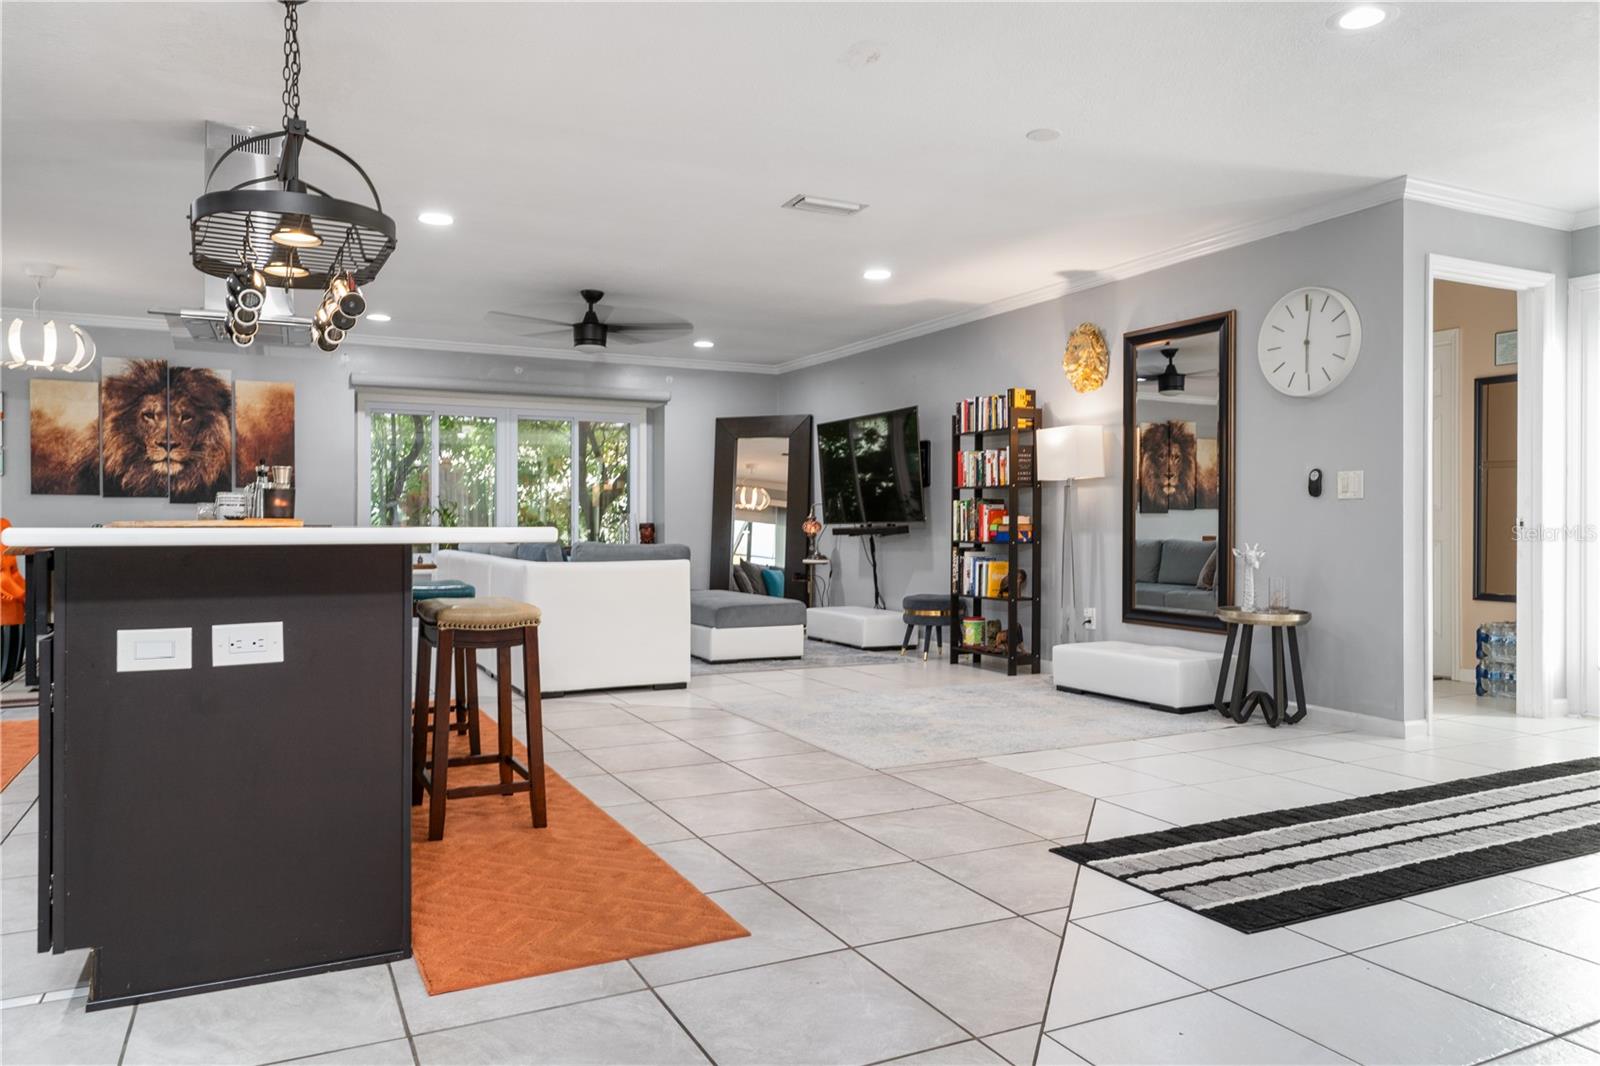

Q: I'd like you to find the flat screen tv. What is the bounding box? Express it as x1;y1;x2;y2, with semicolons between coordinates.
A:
817;406;926;529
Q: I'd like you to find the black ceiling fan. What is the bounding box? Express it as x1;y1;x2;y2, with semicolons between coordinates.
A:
487;289;693;353
1137;344;1219;395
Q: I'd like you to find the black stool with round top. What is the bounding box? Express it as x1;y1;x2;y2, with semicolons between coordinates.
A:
412;595;547;840
902;593;953;661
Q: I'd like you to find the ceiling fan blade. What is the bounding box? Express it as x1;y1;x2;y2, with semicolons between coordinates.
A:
485;310;574;337
609;322;694;334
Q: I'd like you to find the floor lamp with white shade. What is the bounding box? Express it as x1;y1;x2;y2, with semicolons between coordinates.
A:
1036;425;1106;646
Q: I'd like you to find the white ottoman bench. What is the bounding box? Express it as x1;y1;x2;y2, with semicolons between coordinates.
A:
807;606;906;650
1053;641;1222;714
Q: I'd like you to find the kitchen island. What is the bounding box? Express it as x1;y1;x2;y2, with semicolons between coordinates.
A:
0;525;556;1009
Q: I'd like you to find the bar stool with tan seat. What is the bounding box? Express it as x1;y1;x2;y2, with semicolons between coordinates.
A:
412;595;547;840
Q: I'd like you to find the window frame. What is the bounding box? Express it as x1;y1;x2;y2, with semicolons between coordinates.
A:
355;390;650;547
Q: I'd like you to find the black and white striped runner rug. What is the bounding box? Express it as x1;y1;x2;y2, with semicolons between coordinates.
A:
1052;757;1600;933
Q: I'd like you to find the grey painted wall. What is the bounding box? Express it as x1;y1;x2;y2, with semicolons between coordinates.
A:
1398;201;1577;717
1573;226;1600;278
0;329;777;590
781;202;1406;723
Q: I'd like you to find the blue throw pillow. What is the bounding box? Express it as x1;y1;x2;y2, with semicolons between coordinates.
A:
760;568;785;597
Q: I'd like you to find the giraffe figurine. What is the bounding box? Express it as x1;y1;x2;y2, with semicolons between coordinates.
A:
1232;542;1265;611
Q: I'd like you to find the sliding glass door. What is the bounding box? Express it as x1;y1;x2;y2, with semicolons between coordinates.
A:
359;397;646;548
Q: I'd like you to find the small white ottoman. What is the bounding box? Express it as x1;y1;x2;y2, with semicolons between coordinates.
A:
807;606;906;650
1053;641;1222;714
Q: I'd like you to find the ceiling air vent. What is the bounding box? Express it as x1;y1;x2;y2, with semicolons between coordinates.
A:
781;194;867;216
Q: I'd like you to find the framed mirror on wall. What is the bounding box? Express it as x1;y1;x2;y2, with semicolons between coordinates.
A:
1474;374;1517;602
1122;311;1236;633
709;415;814;600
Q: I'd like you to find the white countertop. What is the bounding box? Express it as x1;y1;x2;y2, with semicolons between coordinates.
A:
0;526;560;549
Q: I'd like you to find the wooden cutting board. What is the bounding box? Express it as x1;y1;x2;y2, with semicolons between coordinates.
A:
103;519;305;528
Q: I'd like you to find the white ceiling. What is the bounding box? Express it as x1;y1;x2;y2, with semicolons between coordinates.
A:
3;2;1595;370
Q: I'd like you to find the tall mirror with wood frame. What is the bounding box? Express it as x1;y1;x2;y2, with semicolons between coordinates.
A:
1474;374;1517;602
709;415;814;601
1122;311;1236;633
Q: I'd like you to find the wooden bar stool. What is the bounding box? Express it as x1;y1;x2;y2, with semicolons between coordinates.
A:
411;596;547;840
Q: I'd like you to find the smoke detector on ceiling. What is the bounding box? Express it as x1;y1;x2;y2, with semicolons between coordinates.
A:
781;194;867;217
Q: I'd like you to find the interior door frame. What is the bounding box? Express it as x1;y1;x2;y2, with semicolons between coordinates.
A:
1567;273;1600;720
1424;255;1561;719
1431;328;1462;682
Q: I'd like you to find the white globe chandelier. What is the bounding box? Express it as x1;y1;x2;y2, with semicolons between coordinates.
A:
4;264;96;373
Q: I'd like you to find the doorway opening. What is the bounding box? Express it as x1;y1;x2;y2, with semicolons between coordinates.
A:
1424;255;1562;722
1431;282;1517;715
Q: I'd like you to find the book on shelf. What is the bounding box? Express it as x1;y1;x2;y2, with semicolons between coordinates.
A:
956;555;1010;597
956;448;1010;487
955;387;1037;434
950;500;1034;543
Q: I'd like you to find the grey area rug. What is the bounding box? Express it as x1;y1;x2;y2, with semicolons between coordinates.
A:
710;674;1230;768
691;639;904;676
1055;757;1600;933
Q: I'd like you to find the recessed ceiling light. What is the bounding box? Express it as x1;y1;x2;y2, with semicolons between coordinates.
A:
1025;128;1061;142
1331;5;1387;30
417;210;454;226
693;339;715;349
366;312;392;322
862;267;892;281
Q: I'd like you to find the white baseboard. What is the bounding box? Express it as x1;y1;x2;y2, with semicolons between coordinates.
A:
1453;669;1477;684
1303;703;1427;739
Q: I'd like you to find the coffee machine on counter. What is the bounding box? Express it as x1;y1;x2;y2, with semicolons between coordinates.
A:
263;465;295;519
214;463;294;519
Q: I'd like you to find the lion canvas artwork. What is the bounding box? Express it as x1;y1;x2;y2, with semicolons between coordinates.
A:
30;379;100;495
96;359;236;502
167;366;234;504
1196;437;1220;509
100;358;170;498
234;380;295;470
1137;420;1198;514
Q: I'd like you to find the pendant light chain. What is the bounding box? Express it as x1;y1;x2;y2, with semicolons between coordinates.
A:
281;1;302;129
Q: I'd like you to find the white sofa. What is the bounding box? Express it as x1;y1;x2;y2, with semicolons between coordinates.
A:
433;545;690;696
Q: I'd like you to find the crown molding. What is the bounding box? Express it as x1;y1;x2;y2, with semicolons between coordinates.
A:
776;177;1410;374
0;308;784;376
1574;206;1600;230
1401;177;1594;232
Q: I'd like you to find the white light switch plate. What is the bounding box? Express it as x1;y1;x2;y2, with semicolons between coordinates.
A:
1337;470;1365;499
116;627;193;673
211;621;285;667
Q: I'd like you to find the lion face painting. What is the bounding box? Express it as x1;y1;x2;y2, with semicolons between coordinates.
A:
167;367;234;503
98;360;234;502
100;358;171;498
1137;420;1197;514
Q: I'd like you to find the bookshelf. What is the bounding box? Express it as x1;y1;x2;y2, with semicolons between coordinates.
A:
950;389;1042;676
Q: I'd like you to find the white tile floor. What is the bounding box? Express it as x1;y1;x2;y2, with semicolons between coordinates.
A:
0;666;1594;1065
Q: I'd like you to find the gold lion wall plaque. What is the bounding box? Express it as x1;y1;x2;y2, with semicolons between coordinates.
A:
1063;322;1109;393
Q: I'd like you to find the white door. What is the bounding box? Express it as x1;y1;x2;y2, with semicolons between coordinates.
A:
1431;330;1461;681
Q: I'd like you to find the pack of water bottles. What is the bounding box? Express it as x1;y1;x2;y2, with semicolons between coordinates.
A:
1475;621;1517;698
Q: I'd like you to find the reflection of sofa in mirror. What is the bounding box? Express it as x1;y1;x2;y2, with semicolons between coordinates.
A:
1132;538;1218;615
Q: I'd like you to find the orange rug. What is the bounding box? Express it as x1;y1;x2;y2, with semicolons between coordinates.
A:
0;719;38;791
410;711;748;994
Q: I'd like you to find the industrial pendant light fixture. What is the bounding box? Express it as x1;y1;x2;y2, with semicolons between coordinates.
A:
189;0;395;319
3;264;97;373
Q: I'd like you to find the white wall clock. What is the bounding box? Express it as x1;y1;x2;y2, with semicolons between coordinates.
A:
1258;286;1361;397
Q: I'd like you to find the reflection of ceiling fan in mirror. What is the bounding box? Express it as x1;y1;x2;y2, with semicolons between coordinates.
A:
487;289;693;353
1136;344;1220;395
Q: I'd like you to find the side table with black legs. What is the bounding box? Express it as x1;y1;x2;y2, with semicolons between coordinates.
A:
1214;606;1311;727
